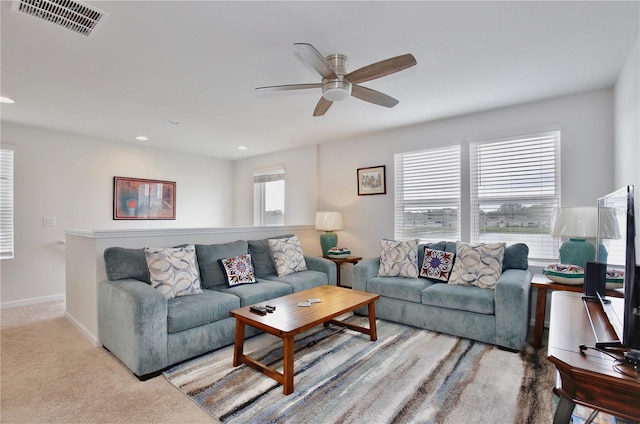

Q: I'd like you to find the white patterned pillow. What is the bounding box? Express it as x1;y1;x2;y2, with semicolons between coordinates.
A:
448;242;506;289
377;239;420;278
219;254;257;287
144;245;203;299
268;235;307;277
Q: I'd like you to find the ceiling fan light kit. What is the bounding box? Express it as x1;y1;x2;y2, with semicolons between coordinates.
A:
256;43;416;116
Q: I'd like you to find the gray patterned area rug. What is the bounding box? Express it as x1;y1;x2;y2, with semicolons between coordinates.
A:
164;316;556;424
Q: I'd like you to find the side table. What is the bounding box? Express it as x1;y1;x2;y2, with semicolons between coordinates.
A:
323;256;363;288
531;274;623;348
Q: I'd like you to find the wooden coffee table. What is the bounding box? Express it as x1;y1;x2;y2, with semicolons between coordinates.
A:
229;285;380;395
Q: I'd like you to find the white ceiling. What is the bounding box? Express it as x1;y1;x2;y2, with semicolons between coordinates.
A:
1;1;638;160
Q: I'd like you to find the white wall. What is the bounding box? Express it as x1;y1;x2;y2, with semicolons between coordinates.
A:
0;122;233;306
614;35;640;192
614;35;640;254
232;144;318;227
317;89;615;261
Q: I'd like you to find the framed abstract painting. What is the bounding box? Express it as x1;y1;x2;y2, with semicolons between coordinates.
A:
113;177;176;220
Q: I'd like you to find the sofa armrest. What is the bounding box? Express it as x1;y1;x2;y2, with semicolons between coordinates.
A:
304;256;337;285
98;279;168;377
494;269;532;350
353;257;380;292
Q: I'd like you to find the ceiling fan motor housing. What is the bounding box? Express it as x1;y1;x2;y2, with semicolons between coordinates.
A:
322;54;351;101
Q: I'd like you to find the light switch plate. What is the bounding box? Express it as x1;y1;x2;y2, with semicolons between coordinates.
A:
43;217;56;226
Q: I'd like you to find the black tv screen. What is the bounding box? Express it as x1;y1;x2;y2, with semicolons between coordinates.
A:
596;185;639;351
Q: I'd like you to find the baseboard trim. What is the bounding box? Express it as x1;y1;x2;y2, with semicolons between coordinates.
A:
0;293;66;310
65;311;101;347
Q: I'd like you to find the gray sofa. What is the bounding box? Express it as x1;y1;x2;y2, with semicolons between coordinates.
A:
353;241;532;350
97;235;336;379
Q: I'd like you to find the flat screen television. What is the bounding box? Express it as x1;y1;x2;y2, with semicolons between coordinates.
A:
592;185;640;353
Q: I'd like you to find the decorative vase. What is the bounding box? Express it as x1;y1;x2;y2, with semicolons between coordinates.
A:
320;231;338;257
559;238;596;267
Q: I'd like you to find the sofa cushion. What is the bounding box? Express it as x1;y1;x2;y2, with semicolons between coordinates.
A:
268;235;308;277
366;276;436;303
211;280;292;306
104;247;151;284
378;239;420;278
144;245;203;299
262;270;329;292
420;248;455;282
448;242;506;289
422;283;495;315
248;234;294;277
167;289;240;334
196;240;248;289
219;253;257;287
502;243;529;270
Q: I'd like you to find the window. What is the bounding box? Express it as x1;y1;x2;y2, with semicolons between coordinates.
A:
394;145;461;241
394;131;561;262
470;131;561;261
253;166;285;226
1;148;14;259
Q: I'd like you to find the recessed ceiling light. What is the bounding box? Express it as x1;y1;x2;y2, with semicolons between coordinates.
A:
0;97;15;104
136;136;149;141
238;146;248;150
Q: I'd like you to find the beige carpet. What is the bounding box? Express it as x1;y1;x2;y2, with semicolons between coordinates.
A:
0;300;215;424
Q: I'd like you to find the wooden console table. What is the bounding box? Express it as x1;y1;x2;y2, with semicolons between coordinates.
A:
531;275;623;348
547;291;640;423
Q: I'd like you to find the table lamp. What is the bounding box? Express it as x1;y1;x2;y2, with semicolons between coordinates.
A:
597;206;621;262
551;207;596;267
315;211;344;257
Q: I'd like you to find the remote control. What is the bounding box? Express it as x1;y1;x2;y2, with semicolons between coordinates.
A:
265;305;276;311
249;306;267;314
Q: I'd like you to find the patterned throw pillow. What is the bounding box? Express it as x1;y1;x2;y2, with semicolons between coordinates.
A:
219;254;257;287
420;248;455;282
377;239;420;278
448;242;506;289
268;235;308;277
144;245;203;299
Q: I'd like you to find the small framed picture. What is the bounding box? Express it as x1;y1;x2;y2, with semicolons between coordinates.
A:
113;177;176;220
357;165;386;196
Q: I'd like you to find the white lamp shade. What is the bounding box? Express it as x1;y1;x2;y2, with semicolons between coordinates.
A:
598;207;622;239
315;211;344;231
551;207;597;238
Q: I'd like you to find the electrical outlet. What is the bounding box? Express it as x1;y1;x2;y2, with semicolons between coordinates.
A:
43;217;56;226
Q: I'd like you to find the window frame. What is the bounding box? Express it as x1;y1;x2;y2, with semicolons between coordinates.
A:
394;145;461;242
253;166;285;226
393;130;561;262
1;148;14;260
469;131;561;262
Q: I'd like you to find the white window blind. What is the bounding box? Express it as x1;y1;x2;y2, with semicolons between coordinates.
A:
469;131;561;260
394;145;461;242
0;148;14;259
253;166;285;226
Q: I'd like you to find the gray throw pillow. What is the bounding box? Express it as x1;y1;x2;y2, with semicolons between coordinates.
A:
195;240;248;289
502;243;529;270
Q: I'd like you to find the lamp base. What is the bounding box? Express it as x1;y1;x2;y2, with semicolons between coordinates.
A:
559;238;596;268
320;232;338;257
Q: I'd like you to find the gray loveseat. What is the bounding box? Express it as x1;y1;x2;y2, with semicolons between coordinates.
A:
353;242;531;350
98;235;336;379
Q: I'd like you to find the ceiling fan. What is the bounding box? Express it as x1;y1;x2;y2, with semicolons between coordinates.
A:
256;43;417;116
